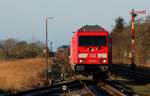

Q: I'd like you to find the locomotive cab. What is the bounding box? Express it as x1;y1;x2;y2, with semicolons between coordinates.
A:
76;33;109;73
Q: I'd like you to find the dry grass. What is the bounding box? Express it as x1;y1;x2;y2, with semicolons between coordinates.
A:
0;58;46;92
144;64;150;67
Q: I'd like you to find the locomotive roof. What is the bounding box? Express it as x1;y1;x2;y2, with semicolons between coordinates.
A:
77;25;107;32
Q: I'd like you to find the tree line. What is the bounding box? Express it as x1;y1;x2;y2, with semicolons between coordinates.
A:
0;38;44;60
112;15;150;65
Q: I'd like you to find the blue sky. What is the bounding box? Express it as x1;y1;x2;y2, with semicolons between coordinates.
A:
0;0;149;50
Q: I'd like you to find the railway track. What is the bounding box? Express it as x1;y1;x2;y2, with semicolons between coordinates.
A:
10;80;83;96
110;64;150;83
2;75;136;96
7;80;108;96
95;79;137;96
73;74;137;96
104;80;137;96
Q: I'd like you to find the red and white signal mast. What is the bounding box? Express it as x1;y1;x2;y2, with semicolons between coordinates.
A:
130;9;146;68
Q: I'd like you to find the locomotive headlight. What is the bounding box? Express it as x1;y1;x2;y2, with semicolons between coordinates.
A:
79;59;85;63
100;59;107;63
98;53;107;58
103;59;107;63
79;60;83;63
78;53;88;58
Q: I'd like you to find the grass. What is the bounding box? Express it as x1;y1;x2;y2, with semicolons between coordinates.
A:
121;79;150;96
111;75;150;96
0;58;46;92
127;84;150;96
144;63;150;67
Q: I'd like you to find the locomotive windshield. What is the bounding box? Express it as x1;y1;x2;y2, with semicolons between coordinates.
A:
79;36;107;46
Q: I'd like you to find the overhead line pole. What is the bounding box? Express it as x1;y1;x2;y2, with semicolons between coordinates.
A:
45;17;53;81
45;17;48;80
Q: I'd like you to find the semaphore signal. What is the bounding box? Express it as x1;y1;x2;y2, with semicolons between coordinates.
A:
130;9;146;68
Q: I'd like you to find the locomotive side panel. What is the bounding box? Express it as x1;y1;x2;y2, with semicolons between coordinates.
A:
74;33;79;64
70;33;79;71
70;37;74;64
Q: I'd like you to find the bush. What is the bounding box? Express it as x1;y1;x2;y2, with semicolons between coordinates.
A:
0;39;44;60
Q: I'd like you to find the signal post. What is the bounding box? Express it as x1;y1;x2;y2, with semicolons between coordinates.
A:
130;9;146;68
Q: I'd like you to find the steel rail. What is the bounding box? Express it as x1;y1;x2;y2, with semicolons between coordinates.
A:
110;64;150;83
97;80;137;96
11;80;83;96
105;80;137;96
72;72;96;96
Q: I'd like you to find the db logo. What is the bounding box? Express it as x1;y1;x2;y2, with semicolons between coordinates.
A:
89;54;96;58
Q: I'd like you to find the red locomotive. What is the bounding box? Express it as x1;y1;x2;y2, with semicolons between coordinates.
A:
70;25;111;79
